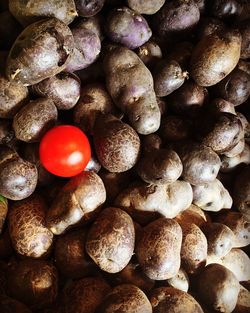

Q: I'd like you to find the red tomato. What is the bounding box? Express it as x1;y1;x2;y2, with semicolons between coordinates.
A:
39;125;91;177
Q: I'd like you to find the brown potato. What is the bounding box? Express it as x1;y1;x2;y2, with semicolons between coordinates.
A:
8;194;53;258
98;284;152;313
137;41;162;68
220;143;250;172
6;18;74;86
0;295;32;313
240;18;250;59
150;287;204;313
196;17;225;40
208;98;236;115
13;98;57;143
166;268;189;292
104;46;161;135
238;59;250;76
0;196;7;234
215;212;250;248
160;116;192;142
32;72;81;110
167;41;194;69
233;166;250;219
190;29;242;86
54;228;96;279
46;171;106;235
128;0;165;15
62;277;111;313
115;181;193;223
234;285;250;313
0;119;15;145
196;263;240;313
0;145;38;200
86;207;135;273
93;114;141;172
0;74;29;118
175;204;211;228
136;218;182;280
222;138;245;158
6;259;58;310
180;223;207;275
9;0;77;26
73;83;115;134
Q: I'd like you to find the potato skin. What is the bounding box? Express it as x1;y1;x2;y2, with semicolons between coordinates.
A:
150;287;204;313
160;116;192;142
104;46;161;135
137;41;162;67
8;194;53;258
190;29;242;86
46;171;106;235
136;218;182;280
240;19;250;59
75;0;105;17
0;75;29;118
86;207;135;273
0;295;32;313
233;167;250;219
9;0;77;26
6;259;58;310
98;284;152;313
93;114;141;173
196;263;240;313
32;72;80;110
0;196;7;235
127;0;165;15
62;277;111;313
6;18;74;86
13;98;57;143
166;268;189;292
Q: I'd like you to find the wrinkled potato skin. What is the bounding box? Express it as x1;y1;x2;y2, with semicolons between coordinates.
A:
0;75;29;118
136;218;182;280
13;98;58;143
8;194;53;258
46;171;106;235
190;30;242;86
104;46;161;135
98;284;152;313
86;207;135;273
150;287;204;313
6;18;74;86
128;0;165;15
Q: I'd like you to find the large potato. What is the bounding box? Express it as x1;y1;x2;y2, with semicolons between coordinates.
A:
6;18;74;86
136;218;182;280
86;207;135;273
104;46;161;135
190;29;241;86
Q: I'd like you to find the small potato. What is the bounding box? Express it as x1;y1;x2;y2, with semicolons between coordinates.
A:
215;212;250;248
233;166;250;219
166;268;189;292
75;0;105;17
8;194;53;258
196;263;240;313
6;18;74;86
154;0;200;38
202;223;234;259
190;29;241;86
115;180;193;223
73;83;115;134
180;223;207;275
13;98;57;143
136;218;182;280
0;196;7;235
0;295;32;313
212;69;250;106
32;72;80;110
208;0;243;20
86;207;135;273
136;147;183;185
150;287;204;313
54;228;96;279
46;171;106;235
137;41;162;67
106;7;152;49
221;143;250;172
9;0;77;26
192;179;233;212
160;116;192;142
104;46;161;135
62;277;111;313
93;114;140;173
0;146;38;201
6;259;58;310
221;249;250;282
175;142;221;186
153;60;187;97
128;0;165;15
175;204;211;228
0;75;29;118
99;284;152;313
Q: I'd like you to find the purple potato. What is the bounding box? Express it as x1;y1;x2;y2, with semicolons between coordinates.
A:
75;0;105;17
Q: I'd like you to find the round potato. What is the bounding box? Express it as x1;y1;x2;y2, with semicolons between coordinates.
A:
86;207;135;273
136;218;182;280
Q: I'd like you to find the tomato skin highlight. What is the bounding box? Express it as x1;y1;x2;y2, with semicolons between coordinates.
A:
39;125;91;177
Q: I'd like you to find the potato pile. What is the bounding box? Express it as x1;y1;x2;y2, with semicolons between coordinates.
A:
0;0;250;313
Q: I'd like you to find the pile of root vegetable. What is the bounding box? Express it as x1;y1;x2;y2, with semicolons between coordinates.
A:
0;0;250;312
